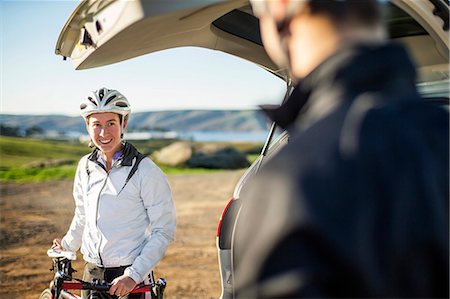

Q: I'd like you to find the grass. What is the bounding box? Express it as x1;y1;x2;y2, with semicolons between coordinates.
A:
247;154;260;164
0;136;261;182
159;166;224;175
0;136;89;168
0;164;217;182
0;136;85;182
0;165;77;182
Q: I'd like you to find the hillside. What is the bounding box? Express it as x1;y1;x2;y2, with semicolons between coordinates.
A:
1;109;271;134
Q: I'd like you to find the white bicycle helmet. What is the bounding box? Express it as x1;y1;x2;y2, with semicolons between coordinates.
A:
80;87;131;120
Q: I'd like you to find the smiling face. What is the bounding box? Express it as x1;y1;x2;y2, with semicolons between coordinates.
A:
86;112;126;159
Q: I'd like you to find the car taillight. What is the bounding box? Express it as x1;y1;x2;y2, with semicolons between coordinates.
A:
217;197;235;237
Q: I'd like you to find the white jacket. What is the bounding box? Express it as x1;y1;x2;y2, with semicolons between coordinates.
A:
61;143;176;283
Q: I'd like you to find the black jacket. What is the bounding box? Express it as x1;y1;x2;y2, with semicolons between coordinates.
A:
234;43;449;298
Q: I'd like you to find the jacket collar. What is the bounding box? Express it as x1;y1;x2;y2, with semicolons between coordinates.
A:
261;42;418;132
87;141;140;167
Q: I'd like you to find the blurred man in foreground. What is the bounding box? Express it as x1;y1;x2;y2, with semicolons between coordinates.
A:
234;0;449;297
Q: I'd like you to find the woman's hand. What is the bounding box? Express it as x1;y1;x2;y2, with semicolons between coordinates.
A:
109;275;137;297
52;238;65;250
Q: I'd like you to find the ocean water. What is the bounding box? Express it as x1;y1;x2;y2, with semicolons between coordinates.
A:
179;131;270;142
123;130;275;142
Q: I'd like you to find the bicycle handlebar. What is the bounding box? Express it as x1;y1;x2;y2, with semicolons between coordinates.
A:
80;279;111;292
65;278;162;294
46;248;166;298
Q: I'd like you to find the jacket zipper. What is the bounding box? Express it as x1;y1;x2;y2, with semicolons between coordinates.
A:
95;173;108;266
94;159;121;266
91;158;108;267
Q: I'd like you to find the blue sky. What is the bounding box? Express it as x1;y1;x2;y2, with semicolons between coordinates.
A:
1;1;286;116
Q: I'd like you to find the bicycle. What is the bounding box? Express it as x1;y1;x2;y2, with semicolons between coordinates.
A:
39;248;166;299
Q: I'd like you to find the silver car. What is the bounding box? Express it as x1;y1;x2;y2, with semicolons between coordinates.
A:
56;1;449;298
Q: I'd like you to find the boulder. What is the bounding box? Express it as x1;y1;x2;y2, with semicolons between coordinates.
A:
151;142;193;167
187;147;249;169
152;142;250;169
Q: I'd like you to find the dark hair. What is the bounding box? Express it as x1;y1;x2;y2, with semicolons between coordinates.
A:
86;113;126;125
308;0;382;28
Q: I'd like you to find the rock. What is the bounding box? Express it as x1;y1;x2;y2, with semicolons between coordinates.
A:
151;142;193;167
187;147;249;169
152;142;250;169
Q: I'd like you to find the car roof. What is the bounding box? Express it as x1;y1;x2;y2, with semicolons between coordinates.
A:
55;0;449;84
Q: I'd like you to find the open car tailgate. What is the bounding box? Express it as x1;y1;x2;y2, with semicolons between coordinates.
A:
54;0;281;75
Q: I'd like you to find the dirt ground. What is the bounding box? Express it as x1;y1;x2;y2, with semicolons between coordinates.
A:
0;170;244;299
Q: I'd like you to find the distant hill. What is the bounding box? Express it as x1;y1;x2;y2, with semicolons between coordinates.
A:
0;110;271;134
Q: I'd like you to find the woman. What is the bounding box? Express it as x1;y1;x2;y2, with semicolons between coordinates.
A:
53;88;176;299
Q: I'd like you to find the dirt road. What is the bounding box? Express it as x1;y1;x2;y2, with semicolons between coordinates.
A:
0;170;244;299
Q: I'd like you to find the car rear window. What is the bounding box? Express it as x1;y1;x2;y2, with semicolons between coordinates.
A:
212;8;262;46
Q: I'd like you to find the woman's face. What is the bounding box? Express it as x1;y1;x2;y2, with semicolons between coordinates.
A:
86;112;125;157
